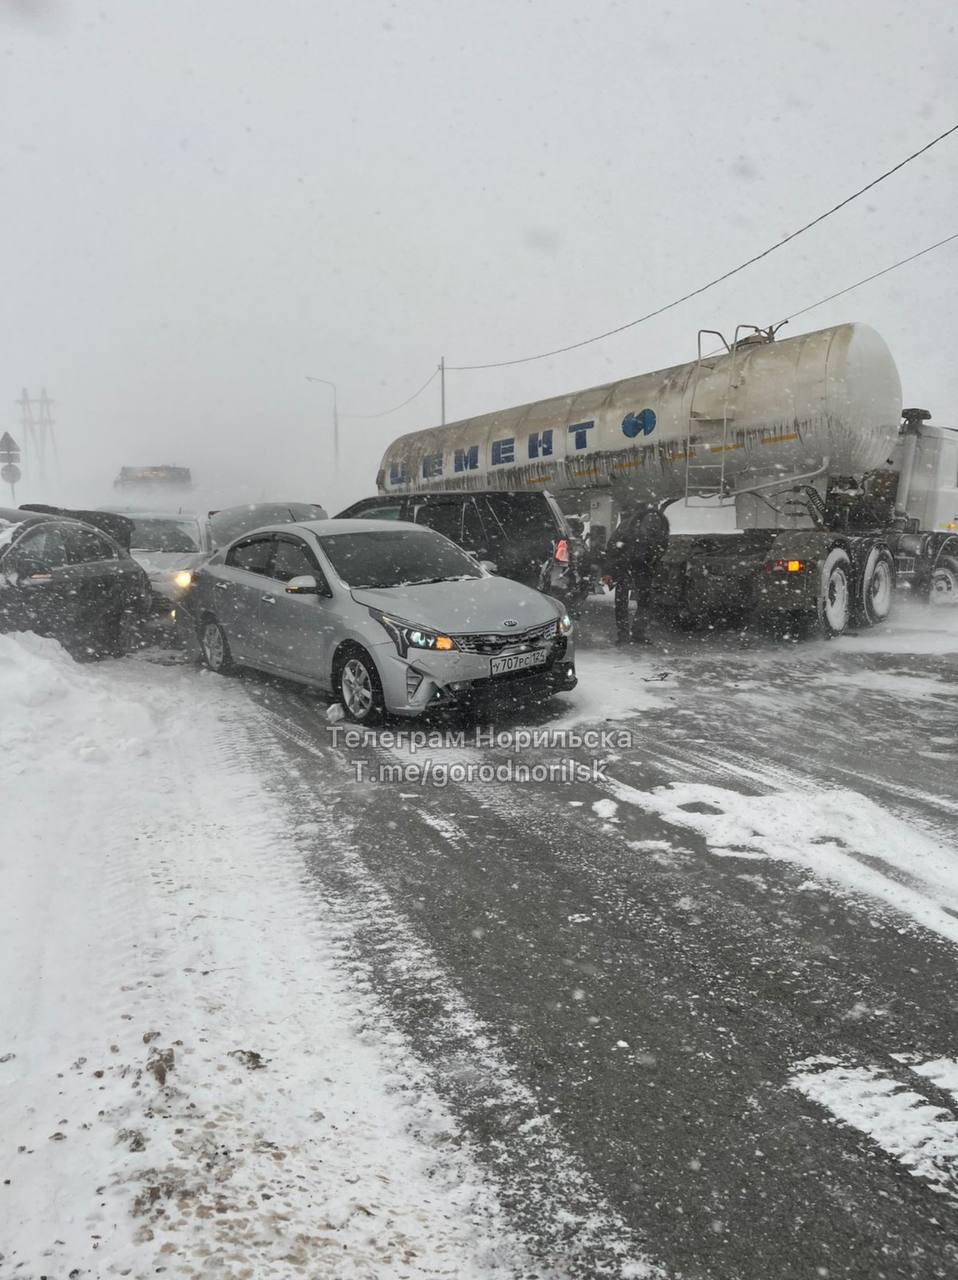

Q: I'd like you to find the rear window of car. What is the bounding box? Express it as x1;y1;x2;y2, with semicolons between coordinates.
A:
317;528;481;589
129;518;201;553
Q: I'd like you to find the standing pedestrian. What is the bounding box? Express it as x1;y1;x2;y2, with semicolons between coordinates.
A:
607;501;670;644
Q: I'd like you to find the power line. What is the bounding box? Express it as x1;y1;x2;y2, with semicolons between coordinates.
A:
340;365;440;420
447;121;958;372
315;233;957;423
774;231;958;325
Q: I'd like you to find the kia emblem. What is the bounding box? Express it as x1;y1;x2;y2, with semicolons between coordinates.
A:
503;619;518;627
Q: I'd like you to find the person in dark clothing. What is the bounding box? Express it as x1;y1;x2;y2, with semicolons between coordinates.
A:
607;502;670;644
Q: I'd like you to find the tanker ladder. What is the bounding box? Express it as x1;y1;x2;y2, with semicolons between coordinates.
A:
684;325;785;503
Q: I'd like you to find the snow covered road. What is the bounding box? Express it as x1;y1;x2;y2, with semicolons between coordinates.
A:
3;601;958;1279
2;635;645;1279
243;600;958;1280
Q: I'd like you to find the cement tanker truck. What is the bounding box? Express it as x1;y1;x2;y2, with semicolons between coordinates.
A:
377;322;958;634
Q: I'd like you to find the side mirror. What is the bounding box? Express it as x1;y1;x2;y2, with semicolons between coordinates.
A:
286;574;319;595
478;560;498;574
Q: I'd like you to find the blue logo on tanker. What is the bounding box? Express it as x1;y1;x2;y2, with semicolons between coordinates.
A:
621;408;656;438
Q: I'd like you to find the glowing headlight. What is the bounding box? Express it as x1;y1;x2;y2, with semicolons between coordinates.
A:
557;612;574;636
173;570;193;589
371;610;458;657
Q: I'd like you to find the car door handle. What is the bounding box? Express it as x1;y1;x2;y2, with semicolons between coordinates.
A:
214;581;229;591
260;594;276;605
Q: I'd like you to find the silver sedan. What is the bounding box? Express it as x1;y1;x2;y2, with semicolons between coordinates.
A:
183;519;577;721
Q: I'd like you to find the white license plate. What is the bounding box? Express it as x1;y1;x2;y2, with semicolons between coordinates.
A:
489;648;548;677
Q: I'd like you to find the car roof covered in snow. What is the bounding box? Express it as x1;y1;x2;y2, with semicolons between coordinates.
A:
0;506;52;528
18;505;134;549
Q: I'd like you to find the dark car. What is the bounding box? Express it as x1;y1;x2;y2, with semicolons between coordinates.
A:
335;490;581;597
209;502;328;549
0;507;150;658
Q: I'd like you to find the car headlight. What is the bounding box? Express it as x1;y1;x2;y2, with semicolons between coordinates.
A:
557;612;574;636
173;570;193;589
370;609;458;657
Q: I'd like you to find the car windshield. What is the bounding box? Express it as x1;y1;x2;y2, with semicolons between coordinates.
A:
318;528;482;589
210;503;326;545
130;518;201;553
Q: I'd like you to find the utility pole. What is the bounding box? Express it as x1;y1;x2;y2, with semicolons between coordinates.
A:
18;388;59;488
440;356;446;426
305;376;340;475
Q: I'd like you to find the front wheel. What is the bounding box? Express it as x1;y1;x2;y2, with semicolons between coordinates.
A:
200;618;234;673
815;548;851;638
336;648;385;724
930;556;958;606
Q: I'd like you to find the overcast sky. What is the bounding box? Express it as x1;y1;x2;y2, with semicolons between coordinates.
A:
1;0;956;510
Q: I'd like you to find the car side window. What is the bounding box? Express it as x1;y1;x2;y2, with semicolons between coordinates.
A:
271;537;319;583
353;502;403;520
227;536;273;575
15;523;70;569
62;525;119;564
413;500;463;543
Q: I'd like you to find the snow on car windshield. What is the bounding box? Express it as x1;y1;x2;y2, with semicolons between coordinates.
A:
130;518;201;553
319;528;482;589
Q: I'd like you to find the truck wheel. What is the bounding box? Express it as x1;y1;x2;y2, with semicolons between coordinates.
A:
930;555;958;606
815;548;851;638
858;547;895;626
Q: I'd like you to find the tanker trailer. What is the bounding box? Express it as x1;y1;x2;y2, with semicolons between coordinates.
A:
377;322;958;634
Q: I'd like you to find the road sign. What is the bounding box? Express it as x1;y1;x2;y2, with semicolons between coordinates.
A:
2;463;21;485
0;431;20;464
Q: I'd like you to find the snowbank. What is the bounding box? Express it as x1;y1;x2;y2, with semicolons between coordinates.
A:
0;631;157;764
0;636;533;1278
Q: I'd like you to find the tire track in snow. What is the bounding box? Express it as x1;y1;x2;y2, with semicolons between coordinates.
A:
245;672;958;1277
791;1055;958;1204
598;773;958;948
331;713;958;1277
252;697;663;1279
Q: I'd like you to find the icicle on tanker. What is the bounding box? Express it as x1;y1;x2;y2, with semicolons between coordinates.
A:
377;322;958;633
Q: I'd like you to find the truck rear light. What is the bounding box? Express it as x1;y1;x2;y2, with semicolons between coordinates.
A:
763;559;806;574
554;538;569;563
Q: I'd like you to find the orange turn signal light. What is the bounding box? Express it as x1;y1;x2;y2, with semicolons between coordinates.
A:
435;635;455;651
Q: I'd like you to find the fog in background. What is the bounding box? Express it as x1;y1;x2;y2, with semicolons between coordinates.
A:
1;0;956;515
